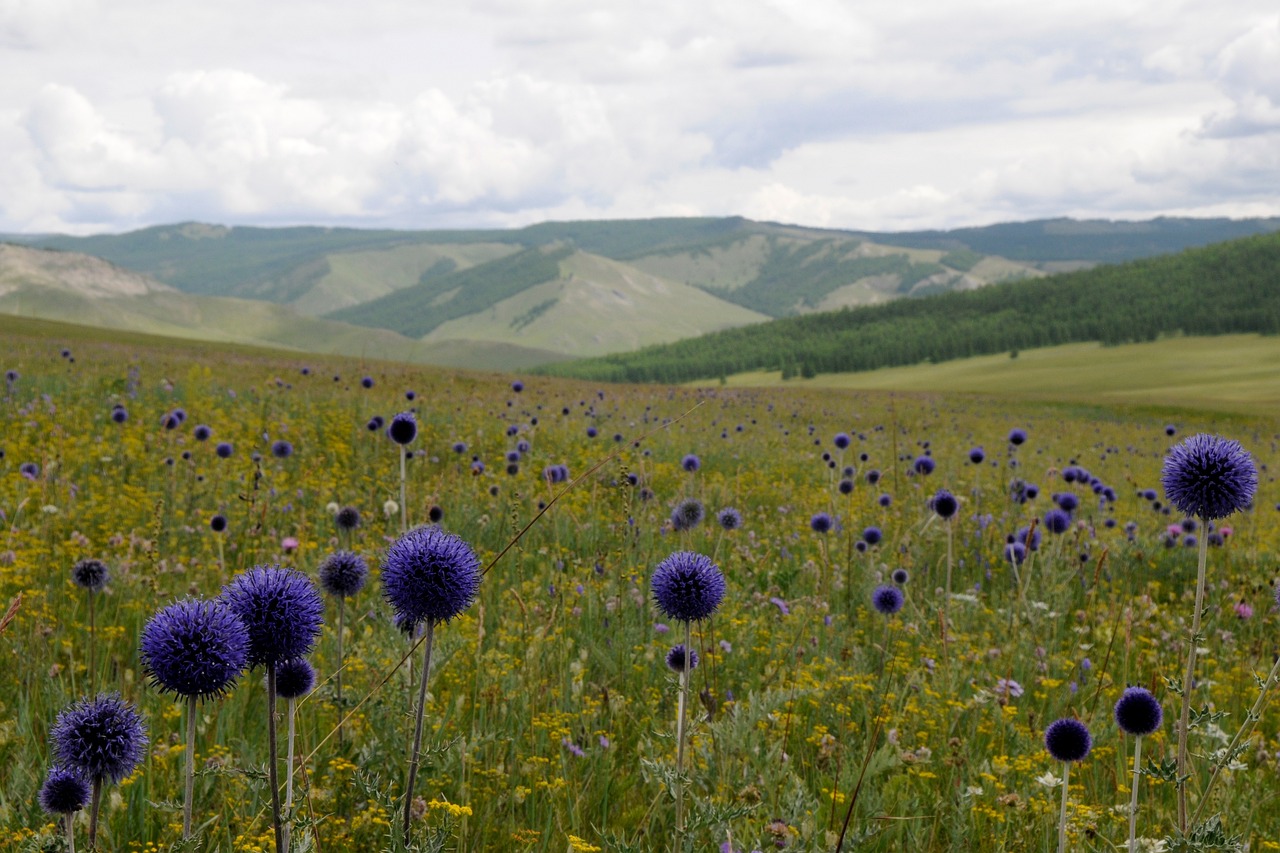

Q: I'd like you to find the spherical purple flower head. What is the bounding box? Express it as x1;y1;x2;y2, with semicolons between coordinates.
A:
1008;428;1027;446
932;489;958;520
1114;686;1163;736
271;440;294;459
365;417;382;432
872;584;904;615
717;507;742;531
671;498;706;532
1043;508;1071;535
1165;425;1177;437
221;566;324;668
1161;434;1258;520
681;454;701;472
652;551;725;623
5;369;17;382
39;765;90;815
428;505;444;523
382;526;482;628
193;424;212;441
215;442;233;458
19;461;39;479
69;557;109;591
862;526;882;546
810;512;833;534
387;411;418;446
969;446;985;464
833;433;851;450
838;479;854;495
866;469;881;485
452;441;467;454
1016;525;1041;552
51;693;148;784
1044;718;1091;763
274;658;316;700
1004;541;1027;565
511;380;524;393
1055;493;1079;513
913;455;935;476
140;599;249;700
361;376;374;388
318;550;368;598
334;505;361;531
891;568;910;585
666;643;700;673
111;406;128;424
210;514;228;533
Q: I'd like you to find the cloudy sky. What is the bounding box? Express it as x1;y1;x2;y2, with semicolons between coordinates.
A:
3;0;1278;235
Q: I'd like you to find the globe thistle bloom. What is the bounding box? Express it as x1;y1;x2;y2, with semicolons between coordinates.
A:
361;376;374;388
51;693;148;784
862;526;882;546
274;658;316;700
71;558;109;591
716;507;742;530
810;512;833;534
366;416;384;432
39;766;90;815
969;447;985;464
932;489;958;520
651;551;725;623
387;411;418;445
318;550;368;598
1044;509;1071;535
913;455;935;475
193;425;212;441
271;440;294;459
220;566;324;668
865;469;881;485
215;442;233;458
670;498;705;532
1008;428;1027;446
511;380;524;392
1004;541;1027;565
1044;718;1091;763
872;584;904;615
1114;687;1163;736
891;568;910;585
140;599;249;700
666;644;700;673
381;526;482;627
210;514;228;533
1161;434;1258;520
110;406;128;424
681;454;701;472
1055;493;1079;513
833;433;851;450
334;505;361;531
838;479;854;495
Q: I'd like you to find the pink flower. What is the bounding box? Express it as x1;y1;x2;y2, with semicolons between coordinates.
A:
282;536;299;552
1166;524;1183;538
1235;601;1253;619
1220;526;1233;538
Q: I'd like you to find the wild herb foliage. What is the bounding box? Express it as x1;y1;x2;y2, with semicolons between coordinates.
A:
544;233;1280;384
2;324;1279;852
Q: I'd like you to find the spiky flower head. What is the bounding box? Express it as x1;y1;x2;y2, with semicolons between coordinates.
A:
271;440;294;459
665;644;700;673
334;505;361;531
71;558;109;591
381;526;482;628
1008;428;1027;446
670;498;705;532
891;568;910;585
681;454;701;472
51;693;148;783
862;526;882;546
651;551;725;623
810;512;833;534
1161;434;1258;520
1044;718;1091;763
220;566;324;668
39;766;90;815
932;489;958;520
716;507;742;530
872;584;904;615
318;550;368;598
1114;687;1163;737
387;411;418;445
140;599;249;700
274;658;316;700
913;456;935;475
1044;508;1071;535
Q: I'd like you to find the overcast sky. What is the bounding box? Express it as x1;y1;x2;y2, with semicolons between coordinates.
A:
2;0;1278;235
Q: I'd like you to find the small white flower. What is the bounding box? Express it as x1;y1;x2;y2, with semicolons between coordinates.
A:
41;505;59;514
965;785;984;798
1035;771;1062;788
325;501;340;515
383;499;399;517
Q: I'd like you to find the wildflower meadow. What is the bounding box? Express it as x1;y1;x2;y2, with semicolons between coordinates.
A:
2;323;1278;852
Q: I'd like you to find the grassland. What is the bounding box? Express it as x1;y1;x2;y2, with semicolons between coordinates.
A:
1;322;1278;852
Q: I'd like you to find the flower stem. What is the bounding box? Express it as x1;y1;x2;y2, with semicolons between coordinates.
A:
403;620;435;846
1057;761;1070;853
1127;736;1142;853
336;597;345;747
1176;525;1209;834
66;812;76;853
267;663;283;853
675;619;691;837
400;446;408;535
88;590;96;694
87;777;102;850
183;693;196;838
283;696;296;852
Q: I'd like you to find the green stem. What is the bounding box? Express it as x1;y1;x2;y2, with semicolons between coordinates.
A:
1127;736;1142;853
183;694;196;838
267;664;283;853
400;447;408;535
284;696;296;852
87;777;102;850
675;620;691;837
1057;761;1070;853
66;812;76;853
336;597;345;747
1176;526;1209;834
403;621;435;846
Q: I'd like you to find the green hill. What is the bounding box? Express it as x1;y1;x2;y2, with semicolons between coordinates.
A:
540;232;1280;384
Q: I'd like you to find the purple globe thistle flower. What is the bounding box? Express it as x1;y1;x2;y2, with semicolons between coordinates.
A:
652;551;725;623
162;411;182;430
1044;509;1072;535
51;693;148;784
878;493;892;507
1161;434;1258;520
511;380;524;392
452;441;467;454
318;550;368;598
140;599;249;700
111;406;128;424
681;454;701;472
1016;525;1042;552
19;461;39;479
833;433;851;450
1044;718;1092;763
381;526;482;628
387;411;418;446
71;558;109;591
1008;428;1027;446
428;505;444;523
969;447;985;464
932;489;958;520
872;584;904;615
913;455;935;475
586;426;598;438
1055;493;1079;513
866;469;881;485
215;442;233;458
366;417;383;432
670;498;706;532
39;766;90;815
891;568;910;585
838;479;854;495
1165;425;1177;436
361;376;374;389
666;644;700;672
334;505;361;531
810;512;833;534
862;526;882;546
193;424;212;441
717;507;742;530
1004;541;1027;565
1114;687;1163;736
210;514;228;533
271;440;294;459
220;566;324;668
274;658;316;700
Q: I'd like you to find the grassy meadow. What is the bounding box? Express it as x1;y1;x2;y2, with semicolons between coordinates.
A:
1;318;1279;852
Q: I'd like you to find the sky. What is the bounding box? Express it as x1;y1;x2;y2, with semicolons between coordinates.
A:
2;0;1279;235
